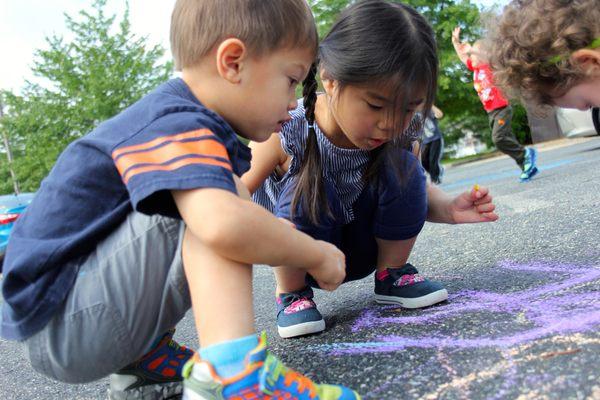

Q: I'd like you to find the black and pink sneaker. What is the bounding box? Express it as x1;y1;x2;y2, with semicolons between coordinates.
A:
276;286;325;339
374;263;448;308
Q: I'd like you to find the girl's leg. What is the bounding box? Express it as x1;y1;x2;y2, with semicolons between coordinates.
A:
375;236;417;272
372;149;447;308
271;177;344;338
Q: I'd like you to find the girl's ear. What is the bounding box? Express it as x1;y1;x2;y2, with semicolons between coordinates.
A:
571;49;600;75
320;68;336;97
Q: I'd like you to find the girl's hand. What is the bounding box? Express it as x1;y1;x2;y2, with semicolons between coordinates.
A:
449;185;499;224
306;241;346;291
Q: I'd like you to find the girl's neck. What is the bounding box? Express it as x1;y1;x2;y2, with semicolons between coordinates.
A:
314;94;357;149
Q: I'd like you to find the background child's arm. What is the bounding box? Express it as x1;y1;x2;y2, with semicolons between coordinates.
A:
426;183;498;224
172;186;345;290
241;134;288;194
452;26;471;66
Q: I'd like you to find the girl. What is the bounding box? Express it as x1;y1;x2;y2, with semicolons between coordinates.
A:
243;0;498;339
487;0;600;111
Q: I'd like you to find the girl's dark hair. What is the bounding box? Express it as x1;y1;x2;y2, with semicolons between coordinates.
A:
293;0;438;224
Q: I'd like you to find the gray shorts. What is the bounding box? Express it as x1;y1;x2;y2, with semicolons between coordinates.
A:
23;212;191;383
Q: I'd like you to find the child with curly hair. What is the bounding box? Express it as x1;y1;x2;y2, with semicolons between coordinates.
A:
487;0;600;116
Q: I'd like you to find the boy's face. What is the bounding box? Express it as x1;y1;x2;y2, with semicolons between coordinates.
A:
230;46;314;142
553;77;600;110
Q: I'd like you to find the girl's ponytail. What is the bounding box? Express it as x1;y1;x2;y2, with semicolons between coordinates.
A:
291;63;331;225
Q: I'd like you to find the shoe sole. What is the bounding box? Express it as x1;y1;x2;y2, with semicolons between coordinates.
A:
374;289;448;308
278;319;325;338
108;380;182;400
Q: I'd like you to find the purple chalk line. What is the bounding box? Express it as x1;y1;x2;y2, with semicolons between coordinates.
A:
314;261;600;355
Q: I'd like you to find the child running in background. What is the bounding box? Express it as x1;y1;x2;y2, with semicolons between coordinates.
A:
486;0;600;113
452;27;539;183
243;0;498;339
0;1;360;399
419;105;445;184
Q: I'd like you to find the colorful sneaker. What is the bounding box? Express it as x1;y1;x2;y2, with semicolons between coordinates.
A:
277;286;325;338
519;166;539;182
374;263;448;308
182;332;361;400
108;329;194;400
522;147;538;173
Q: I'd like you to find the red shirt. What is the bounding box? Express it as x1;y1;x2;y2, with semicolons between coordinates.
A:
467;59;509;112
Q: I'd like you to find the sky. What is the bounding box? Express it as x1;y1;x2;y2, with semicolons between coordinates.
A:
0;0;509;93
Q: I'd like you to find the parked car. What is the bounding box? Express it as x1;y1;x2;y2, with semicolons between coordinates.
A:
557;107;599;138
0;193;35;266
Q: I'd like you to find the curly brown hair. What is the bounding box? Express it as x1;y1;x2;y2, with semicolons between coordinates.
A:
487;0;600;109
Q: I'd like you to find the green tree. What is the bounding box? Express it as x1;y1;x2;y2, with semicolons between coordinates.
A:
0;0;173;194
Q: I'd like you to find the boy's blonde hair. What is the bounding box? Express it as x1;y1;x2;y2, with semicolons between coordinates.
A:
170;0;318;70
487;0;600;108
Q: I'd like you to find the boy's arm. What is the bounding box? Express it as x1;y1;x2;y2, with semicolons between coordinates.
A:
172;186;345;290
241;133;288;194
426;183;498;224
452;26;471;66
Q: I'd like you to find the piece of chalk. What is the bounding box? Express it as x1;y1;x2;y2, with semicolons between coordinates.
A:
473;184;480;191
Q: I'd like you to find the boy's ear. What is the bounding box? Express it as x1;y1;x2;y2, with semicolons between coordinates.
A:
320;68;336;96
571;49;600;74
215;38;247;84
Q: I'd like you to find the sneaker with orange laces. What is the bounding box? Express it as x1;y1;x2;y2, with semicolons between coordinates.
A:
108;329;194;400
182;332;361;400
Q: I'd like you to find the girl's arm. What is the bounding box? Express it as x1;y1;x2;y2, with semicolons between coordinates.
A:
427;183;498;224
241;133;289;194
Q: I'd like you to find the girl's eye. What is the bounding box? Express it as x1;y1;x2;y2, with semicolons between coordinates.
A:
289;78;299;87
367;102;383;110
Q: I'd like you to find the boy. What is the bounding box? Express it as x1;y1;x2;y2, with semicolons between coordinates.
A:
452;27;539;183
0;1;360;399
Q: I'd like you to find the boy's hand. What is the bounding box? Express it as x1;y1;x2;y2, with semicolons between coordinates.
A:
449;185;499;224
306;241;346;291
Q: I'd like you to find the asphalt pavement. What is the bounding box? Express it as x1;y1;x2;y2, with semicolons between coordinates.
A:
1;137;599;399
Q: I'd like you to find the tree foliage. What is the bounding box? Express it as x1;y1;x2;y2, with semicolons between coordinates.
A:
0;0;172;194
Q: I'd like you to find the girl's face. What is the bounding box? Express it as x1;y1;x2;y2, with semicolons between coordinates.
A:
322;80;424;150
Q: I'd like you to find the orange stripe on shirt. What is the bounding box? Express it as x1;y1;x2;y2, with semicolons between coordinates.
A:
122;156;232;184
115;138;231;179
112;129;215;160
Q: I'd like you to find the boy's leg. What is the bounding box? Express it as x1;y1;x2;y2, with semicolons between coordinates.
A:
489;105;526;168
180;181;361;399
23;212;192;390
371;149;448;308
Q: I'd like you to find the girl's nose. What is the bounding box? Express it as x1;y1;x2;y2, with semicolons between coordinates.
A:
288;97;298;111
